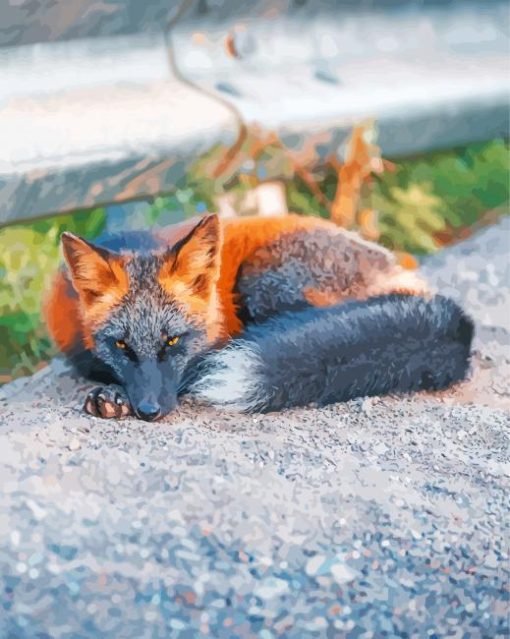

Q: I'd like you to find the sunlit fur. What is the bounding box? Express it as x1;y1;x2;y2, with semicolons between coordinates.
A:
43;213;473;420
59;233;130;348
157;214;223;343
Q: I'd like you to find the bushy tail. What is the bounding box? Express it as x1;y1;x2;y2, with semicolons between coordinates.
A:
189;295;474;413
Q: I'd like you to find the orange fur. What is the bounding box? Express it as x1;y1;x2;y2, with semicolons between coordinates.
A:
158;215;223;342
303;288;343;307
57;233;130;348
45;214;425;354
218;215;332;335
43;270;84;353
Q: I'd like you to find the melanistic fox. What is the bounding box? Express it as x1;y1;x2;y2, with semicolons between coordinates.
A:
44;214;473;421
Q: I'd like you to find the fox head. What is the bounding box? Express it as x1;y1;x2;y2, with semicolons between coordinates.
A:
61;215;223;421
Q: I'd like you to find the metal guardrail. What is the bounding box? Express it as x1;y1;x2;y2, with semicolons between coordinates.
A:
171;0;509;155
0;0;508;225
0;32;239;225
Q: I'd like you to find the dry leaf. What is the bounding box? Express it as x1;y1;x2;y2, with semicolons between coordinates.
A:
224;33;240;58
357;208;380;242
331;122;382;229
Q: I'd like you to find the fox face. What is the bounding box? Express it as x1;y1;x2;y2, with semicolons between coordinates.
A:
61;215;223;420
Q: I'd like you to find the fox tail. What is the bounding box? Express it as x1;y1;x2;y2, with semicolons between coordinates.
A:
188;294;474;413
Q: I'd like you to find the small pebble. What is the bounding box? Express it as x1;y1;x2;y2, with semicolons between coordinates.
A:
68;438;81;451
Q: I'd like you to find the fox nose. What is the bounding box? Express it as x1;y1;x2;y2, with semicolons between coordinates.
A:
136;401;161;422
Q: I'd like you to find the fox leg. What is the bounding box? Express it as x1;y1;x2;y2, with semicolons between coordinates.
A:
84;384;133;419
66;351;134;419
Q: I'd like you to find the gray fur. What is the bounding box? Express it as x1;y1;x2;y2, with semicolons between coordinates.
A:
188;342;266;412
237;227;395;321
190;295;474;413
91;252;211;419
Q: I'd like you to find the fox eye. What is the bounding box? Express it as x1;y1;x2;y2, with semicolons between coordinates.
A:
158;334;181;362
114;339;138;362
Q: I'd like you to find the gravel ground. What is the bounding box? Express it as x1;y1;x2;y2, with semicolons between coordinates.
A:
0;219;509;639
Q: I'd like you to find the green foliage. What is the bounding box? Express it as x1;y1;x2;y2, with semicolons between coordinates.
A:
369;139;509;252
372;184;446;253
145;189;209;224
284;139;509;253
0;208;106;380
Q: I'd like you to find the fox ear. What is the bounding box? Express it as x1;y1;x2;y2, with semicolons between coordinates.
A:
159;214;221;299
61;232;128;307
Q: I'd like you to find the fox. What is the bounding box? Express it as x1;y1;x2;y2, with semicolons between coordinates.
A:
44;213;474;421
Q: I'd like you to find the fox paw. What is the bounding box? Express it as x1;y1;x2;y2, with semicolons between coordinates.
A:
84;385;132;419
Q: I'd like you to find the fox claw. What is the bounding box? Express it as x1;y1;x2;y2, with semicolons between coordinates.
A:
84;385;132;419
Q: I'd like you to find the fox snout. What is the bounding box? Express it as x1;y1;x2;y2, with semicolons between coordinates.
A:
135;399;162;422
124;360;179;421
130;391;178;421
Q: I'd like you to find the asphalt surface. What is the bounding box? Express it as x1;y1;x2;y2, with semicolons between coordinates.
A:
1;218;509;638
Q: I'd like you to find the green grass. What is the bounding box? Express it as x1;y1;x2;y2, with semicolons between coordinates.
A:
0;139;508;382
0;208;107;381
284;138;509;253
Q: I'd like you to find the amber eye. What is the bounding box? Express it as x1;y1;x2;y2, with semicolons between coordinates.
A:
166;336;180;347
115;339;127;349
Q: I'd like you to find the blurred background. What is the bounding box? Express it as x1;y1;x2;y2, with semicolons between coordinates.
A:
0;0;508;382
